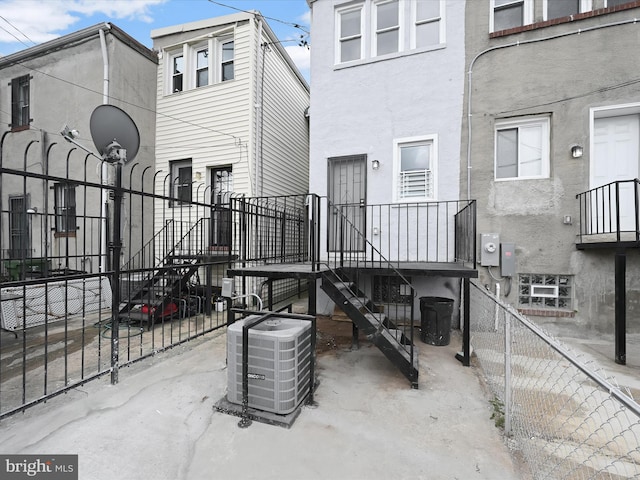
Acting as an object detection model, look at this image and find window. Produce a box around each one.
[11,75,30,130]
[394,136,437,201]
[519,274,573,309]
[373,275,412,304]
[374,0,400,56]
[220,39,234,82]
[413,0,443,49]
[54,184,77,234]
[337,5,363,63]
[9,196,29,258]
[491,0,534,31]
[172,53,184,93]
[495,116,550,180]
[170,160,192,206]
[544,0,592,20]
[195,47,209,87]
[336,0,444,64]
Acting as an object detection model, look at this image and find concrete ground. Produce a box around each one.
[0,319,523,480]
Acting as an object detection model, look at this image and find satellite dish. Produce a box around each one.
[89,105,140,163]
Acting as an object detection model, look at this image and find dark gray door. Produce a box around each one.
[328,155,366,252]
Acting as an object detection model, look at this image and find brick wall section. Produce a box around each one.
[490,1,640,38]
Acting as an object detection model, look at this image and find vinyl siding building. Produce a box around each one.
[151,12,310,216]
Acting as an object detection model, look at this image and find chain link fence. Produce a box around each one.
[469,281,640,479]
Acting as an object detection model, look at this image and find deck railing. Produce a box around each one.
[576,179,640,245]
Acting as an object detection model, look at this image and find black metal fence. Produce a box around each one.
[576,179,640,245]
[0,139,234,418]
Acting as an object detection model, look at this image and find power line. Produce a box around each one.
[0,14,36,45]
[206,0,310,35]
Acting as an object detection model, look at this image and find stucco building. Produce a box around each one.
[463,0,640,348]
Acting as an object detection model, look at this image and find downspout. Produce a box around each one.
[466,17,639,201]
[99,24,110,272]
[254,17,263,196]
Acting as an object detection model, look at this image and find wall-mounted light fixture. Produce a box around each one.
[195,171,202,181]
[371,159,380,170]
[570,145,583,158]
[563,215,572,225]
[26,207,38,214]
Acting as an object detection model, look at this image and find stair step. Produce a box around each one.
[119,311,151,322]
[364,313,385,326]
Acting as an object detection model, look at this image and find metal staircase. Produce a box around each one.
[320,268,419,388]
[119,220,206,330]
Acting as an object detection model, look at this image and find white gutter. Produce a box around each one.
[99,24,111,272]
[466,17,639,201]
[254,17,263,196]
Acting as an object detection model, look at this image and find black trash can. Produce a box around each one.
[420,297,454,346]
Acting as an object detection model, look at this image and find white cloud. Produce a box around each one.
[0,0,167,47]
[285,44,310,79]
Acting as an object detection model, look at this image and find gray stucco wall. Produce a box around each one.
[462,1,640,332]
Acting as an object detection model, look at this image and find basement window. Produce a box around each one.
[373,275,412,304]
[519,274,572,309]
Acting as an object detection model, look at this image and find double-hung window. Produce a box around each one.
[544,0,592,20]
[395,136,437,201]
[495,116,550,180]
[413,0,443,49]
[491,0,533,31]
[374,0,400,56]
[337,5,363,63]
[170,160,192,206]
[11,75,30,130]
[195,46,209,87]
[220,38,234,82]
[171,53,184,93]
[54,183,77,235]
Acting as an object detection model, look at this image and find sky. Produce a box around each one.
[0,0,311,80]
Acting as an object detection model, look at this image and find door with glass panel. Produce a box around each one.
[210,167,232,249]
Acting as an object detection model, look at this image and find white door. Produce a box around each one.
[592,115,639,233]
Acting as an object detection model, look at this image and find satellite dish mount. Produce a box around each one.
[89,104,140,384]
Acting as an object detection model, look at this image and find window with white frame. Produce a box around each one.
[170,52,184,93]
[220,38,234,82]
[413,0,443,49]
[195,46,209,87]
[335,0,444,65]
[519,274,573,309]
[337,5,364,63]
[544,0,592,20]
[374,0,400,56]
[170,160,192,206]
[165,34,234,95]
[491,0,533,32]
[395,136,436,201]
[495,116,550,180]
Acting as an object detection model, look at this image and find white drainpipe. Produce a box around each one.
[99,25,110,272]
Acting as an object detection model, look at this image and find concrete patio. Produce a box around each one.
[0,321,523,480]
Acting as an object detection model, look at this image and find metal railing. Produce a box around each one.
[0,140,231,419]
[470,281,640,479]
[576,179,640,245]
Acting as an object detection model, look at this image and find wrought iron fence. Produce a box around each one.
[470,281,640,479]
[576,179,640,245]
[0,139,233,418]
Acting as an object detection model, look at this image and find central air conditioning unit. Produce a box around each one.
[227,316,312,415]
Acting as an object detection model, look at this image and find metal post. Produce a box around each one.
[110,162,123,384]
[504,309,512,435]
[615,249,626,365]
[463,277,470,366]
[238,321,252,428]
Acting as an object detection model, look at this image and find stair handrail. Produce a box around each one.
[122,219,175,275]
[322,199,417,358]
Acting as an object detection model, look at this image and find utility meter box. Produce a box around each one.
[480,233,500,266]
[501,243,516,277]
